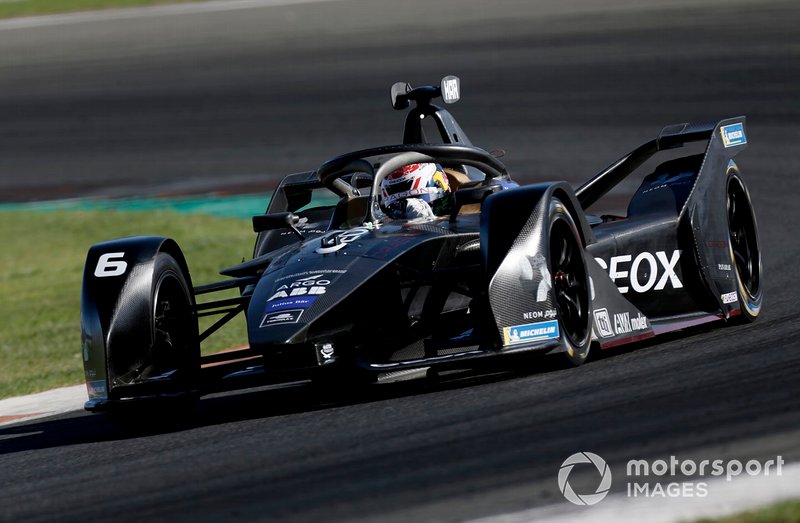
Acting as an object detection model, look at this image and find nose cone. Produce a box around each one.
[246,254,385,347]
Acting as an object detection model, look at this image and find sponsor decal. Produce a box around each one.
[503,320,560,346]
[720,122,747,148]
[612,311,649,335]
[721,291,738,304]
[595,250,682,294]
[314,342,337,365]
[319,344,335,359]
[268,273,334,301]
[594,309,648,338]
[260,309,304,327]
[593,309,615,338]
[523,309,557,321]
[275,269,347,282]
[336,228,372,243]
[280,228,326,236]
[640,171,696,195]
[316,342,336,363]
[707,240,728,249]
[717,263,732,271]
[265,296,317,313]
[87,380,107,399]
[441,75,460,103]
[316,228,371,254]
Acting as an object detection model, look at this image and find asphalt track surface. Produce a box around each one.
[1,0,799,521]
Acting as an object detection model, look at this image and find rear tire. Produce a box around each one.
[548,198,592,366]
[726,170,762,322]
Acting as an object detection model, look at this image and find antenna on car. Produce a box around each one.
[390,76,470,145]
[391,75,460,110]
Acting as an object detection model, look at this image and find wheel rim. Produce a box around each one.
[550,218,590,345]
[152,271,193,375]
[727,178,760,296]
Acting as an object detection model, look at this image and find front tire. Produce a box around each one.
[548,198,592,365]
[149,252,200,385]
[110,252,200,430]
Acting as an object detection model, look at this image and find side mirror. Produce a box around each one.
[391,82,411,110]
[252,212,304,240]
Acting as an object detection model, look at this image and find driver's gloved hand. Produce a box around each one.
[404,198,436,220]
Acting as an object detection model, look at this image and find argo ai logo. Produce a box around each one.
[268,274,331,301]
[595,250,683,294]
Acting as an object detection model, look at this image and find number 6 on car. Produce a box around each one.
[94,252,127,277]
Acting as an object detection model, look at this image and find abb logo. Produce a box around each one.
[596,250,683,294]
[268,274,330,301]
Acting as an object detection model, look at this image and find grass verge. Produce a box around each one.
[695,499,800,523]
[0,209,253,399]
[0,0,197,19]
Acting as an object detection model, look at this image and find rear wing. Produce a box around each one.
[575,117,747,209]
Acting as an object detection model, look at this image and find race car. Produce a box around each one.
[80,76,762,415]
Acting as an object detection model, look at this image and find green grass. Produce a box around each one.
[0,209,254,399]
[694,499,800,523]
[0,0,199,19]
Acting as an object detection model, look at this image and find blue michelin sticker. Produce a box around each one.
[265,296,318,313]
[503,320,560,346]
[720,122,746,148]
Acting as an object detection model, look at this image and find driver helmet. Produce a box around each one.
[380,162,452,219]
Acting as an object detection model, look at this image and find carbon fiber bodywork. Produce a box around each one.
[79,79,761,412]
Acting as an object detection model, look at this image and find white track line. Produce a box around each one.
[0,0,343,31]
[471,463,800,523]
[0,384,86,427]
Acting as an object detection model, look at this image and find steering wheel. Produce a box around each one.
[316,143,508,223]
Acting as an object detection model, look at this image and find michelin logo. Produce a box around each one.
[720,123,746,148]
[503,320,560,346]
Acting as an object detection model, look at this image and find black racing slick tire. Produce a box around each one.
[548,198,593,366]
[111,252,200,430]
[726,169,763,322]
[149,252,200,384]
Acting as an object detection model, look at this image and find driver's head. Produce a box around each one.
[380,162,452,219]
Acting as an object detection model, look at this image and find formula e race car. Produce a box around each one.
[80,76,762,414]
